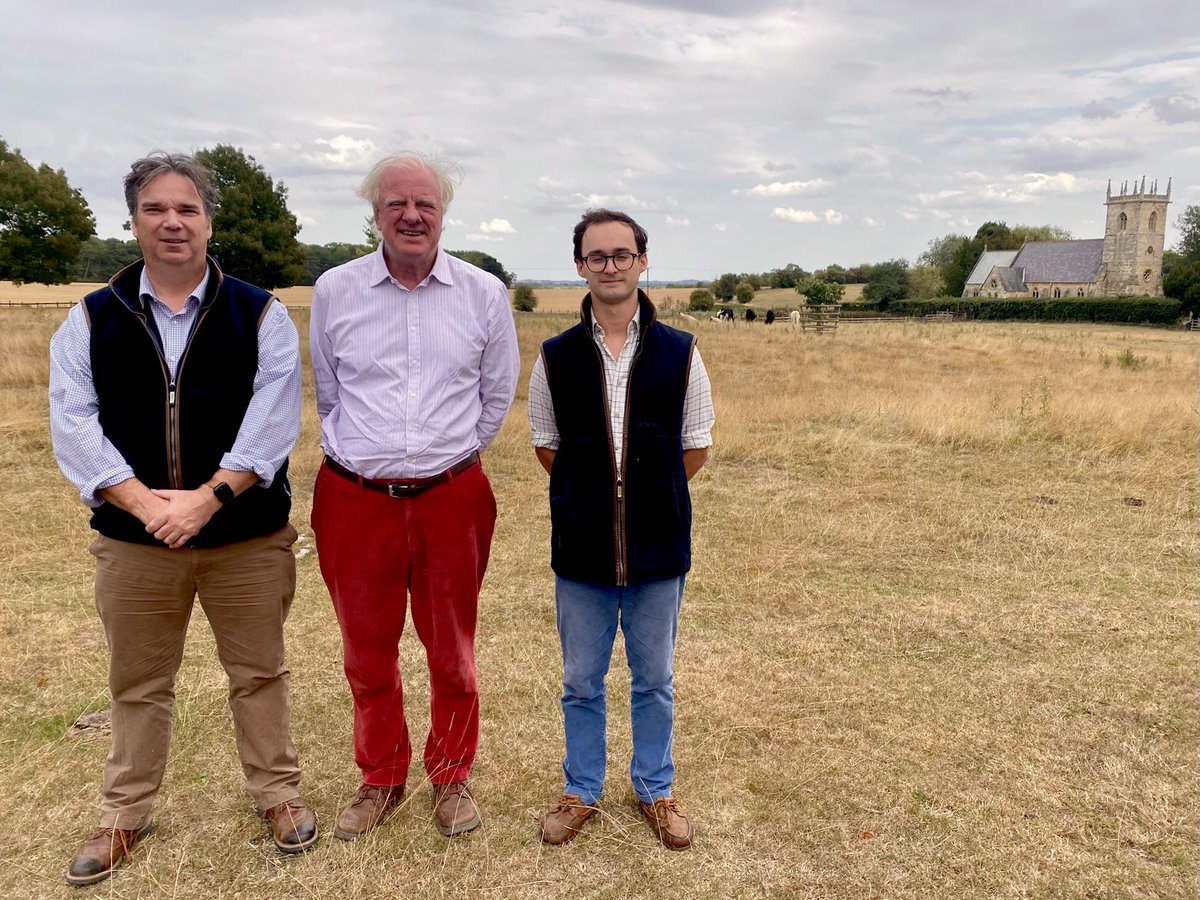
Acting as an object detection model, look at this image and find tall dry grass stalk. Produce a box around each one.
[0,307,1195,899]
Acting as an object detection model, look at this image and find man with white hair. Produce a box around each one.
[310,153,519,840]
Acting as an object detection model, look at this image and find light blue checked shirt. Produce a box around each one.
[49,264,302,507]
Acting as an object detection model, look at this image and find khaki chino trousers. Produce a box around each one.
[89,525,302,829]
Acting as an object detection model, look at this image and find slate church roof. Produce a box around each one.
[1010,239,1104,283]
[965,250,1018,286]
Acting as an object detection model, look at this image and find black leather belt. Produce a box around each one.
[323,452,480,498]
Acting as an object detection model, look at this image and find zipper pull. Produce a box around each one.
[616,477,623,501]
[169,381,176,406]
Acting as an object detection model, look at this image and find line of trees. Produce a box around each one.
[6,132,1200,313]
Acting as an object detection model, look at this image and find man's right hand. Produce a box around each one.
[97,478,172,540]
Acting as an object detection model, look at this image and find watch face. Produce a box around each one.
[213,482,235,504]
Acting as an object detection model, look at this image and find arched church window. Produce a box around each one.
[1147,246,1154,256]
[1032,288,1039,298]
[1150,212,1157,231]
[1143,270,1152,282]
[990,279,997,288]
[1053,287,1061,298]
[1118,212,1127,231]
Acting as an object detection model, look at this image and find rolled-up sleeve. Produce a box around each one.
[218,300,302,486]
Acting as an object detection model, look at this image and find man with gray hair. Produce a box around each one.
[49,152,315,886]
[310,153,519,840]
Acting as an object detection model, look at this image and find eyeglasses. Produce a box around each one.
[580,251,641,273]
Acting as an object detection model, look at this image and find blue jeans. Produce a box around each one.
[555,575,685,805]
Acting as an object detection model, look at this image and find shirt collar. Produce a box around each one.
[138,264,209,312]
[368,245,453,289]
[591,305,640,341]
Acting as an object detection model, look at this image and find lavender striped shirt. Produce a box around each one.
[311,247,520,479]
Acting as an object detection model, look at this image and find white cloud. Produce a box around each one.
[311,135,378,169]
[479,218,516,234]
[773,208,818,223]
[740,178,831,197]
[665,215,691,226]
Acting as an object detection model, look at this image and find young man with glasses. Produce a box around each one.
[527,209,714,849]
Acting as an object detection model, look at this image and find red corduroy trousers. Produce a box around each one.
[311,460,496,786]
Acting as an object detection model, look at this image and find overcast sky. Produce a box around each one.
[2,1,1197,281]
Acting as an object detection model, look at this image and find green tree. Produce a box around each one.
[917,233,969,269]
[908,265,944,299]
[711,272,737,301]
[302,241,370,285]
[448,250,514,287]
[862,259,911,309]
[1175,204,1200,262]
[512,282,538,312]
[734,280,755,304]
[362,215,380,252]
[194,145,306,289]
[1163,251,1200,316]
[1011,224,1072,244]
[688,287,714,311]
[797,277,844,305]
[0,138,95,285]
[71,237,142,281]
[766,264,807,289]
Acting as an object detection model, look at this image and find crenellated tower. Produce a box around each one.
[1100,176,1171,296]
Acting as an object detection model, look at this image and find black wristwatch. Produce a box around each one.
[209,481,235,505]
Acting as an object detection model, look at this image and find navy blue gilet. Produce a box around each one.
[541,292,695,585]
[84,259,291,547]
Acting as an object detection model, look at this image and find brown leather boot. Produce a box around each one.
[639,797,693,850]
[261,796,319,853]
[540,793,599,845]
[65,823,153,886]
[333,784,405,841]
[431,781,481,837]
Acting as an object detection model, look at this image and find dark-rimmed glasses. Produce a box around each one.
[580,251,641,273]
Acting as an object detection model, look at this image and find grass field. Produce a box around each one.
[0,300,1196,898]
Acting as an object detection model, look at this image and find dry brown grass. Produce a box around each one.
[0,305,1195,899]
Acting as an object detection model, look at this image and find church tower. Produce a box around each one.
[1100,176,1171,296]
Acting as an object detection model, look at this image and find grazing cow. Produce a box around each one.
[764,309,775,325]
[744,308,757,322]
[715,307,734,321]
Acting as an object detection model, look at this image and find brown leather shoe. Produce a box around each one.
[540,793,599,845]
[334,783,405,841]
[639,797,693,850]
[65,822,153,886]
[431,781,481,837]
[261,796,319,853]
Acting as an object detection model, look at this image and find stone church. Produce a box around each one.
[963,177,1171,299]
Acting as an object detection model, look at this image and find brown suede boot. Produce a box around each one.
[639,797,693,850]
[333,784,405,841]
[540,793,599,845]
[431,781,481,837]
